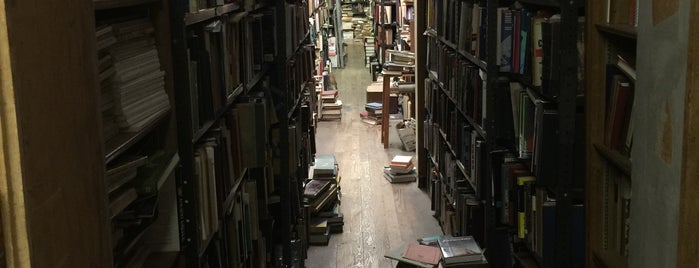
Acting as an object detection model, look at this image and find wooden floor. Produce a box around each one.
[305,43,443,268]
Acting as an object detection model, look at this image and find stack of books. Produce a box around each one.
[110,18,170,133]
[305,154,344,245]
[96,25,119,143]
[320,90,342,120]
[361,102,383,125]
[384,155,417,183]
[364,37,376,68]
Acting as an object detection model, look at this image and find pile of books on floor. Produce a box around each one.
[384,235,488,267]
[305,154,344,246]
[384,155,416,183]
[320,90,342,120]
[360,102,383,125]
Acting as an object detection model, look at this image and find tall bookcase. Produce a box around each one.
[94,0,182,266]
[170,0,315,266]
[585,0,637,267]
[373,0,398,68]
[420,0,586,266]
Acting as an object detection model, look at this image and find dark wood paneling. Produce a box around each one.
[3,0,111,266]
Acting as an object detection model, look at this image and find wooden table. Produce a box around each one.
[381,71,415,148]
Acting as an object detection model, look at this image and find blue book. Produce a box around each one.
[500,10,514,72]
[519,9,532,74]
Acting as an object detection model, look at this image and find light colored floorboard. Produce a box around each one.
[305,43,442,268]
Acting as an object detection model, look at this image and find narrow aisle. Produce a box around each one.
[306,43,442,268]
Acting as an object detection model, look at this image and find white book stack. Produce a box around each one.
[110,19,170,133]
[96,25,120,142]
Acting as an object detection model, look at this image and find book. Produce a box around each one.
[403,244,441,265]
[383,168,417,183]
[309,218,329,234]
[384,243,434,268]
[437,236,484,265]
[314,154,338,176]
[304,180,332,199]
[390,155,413,166]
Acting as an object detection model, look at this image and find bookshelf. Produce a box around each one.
[585,0,637,266]
[170,0,315,266]
[420,0,585,266]
[93,0,182,266]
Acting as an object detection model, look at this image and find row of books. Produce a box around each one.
[285,3,311,57]
[492,151,585,268]
[604,60,635,155]
[304,154,344,245]
[428,0,484,59]
[286,48,315,110]
[186,11,274,136]
[426,39,486,127]
[508,80,585,189]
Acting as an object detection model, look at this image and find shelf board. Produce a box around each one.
[428,71,487,139]
[437,129,476,191]
[157,153,180,191]
[105,109,170,164]
[288,84,308,119]
[593,143,632,176]
[287,31,312,63]
[93,0,157,10]
[225,168,248,215]
[246,64,272,91]
[434,36,487,70]
[226,84,245,106]
[197,233,215,257]
[596,23,637,39]
[216,2,240,15]
[185,8,217,26]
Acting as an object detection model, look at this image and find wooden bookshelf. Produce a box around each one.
[172,0,316,266]
[586,0,637,266]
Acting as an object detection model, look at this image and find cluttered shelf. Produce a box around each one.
[191,84,246,144]
[428,71,487,139]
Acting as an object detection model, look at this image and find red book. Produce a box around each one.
[403,244,441,265]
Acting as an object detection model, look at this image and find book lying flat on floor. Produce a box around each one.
[438,236,484,265]
[384,243,435,268]
[403,244,441,265]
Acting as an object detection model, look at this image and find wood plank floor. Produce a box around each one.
[305,43,443,268]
